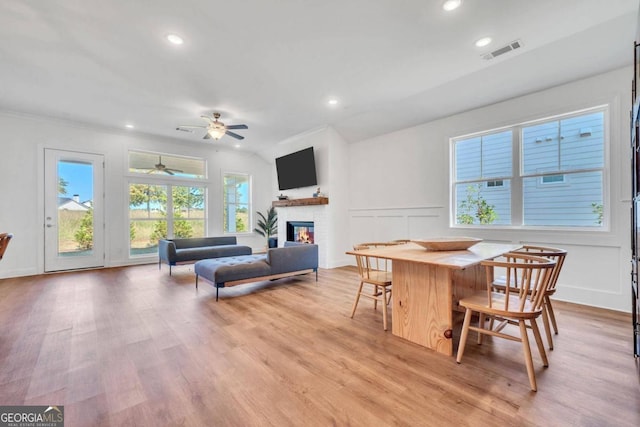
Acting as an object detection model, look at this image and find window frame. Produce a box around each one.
[125,150,209,258]
[450,105,609,231]
[222,171,253,235]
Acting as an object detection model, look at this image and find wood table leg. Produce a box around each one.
[391,260,453,356]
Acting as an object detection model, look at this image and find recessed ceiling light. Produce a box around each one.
[475,37,492,48]
[234,144,241,149]
[166,34,184,45]
[125,124,134,129]
[328,99,338,106]
[442,0,462,11]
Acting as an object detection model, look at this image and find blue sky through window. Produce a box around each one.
[58,161,93,202]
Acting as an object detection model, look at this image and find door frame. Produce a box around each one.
[43,148,105,272]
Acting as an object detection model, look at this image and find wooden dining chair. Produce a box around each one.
[456,252,556,391]
[350,244,394,330]
[493,245,567,349]
[0,233,13,261]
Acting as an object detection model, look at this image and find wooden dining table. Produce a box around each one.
[346,241,521,356]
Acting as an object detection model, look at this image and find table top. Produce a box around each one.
[346,242,521,270]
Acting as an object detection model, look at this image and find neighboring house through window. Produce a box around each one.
[452,106,606,228]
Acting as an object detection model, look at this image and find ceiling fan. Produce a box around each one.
[176,112,248,140]
[143,156,183,175]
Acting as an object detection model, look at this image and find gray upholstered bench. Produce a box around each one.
[194,243,319,300]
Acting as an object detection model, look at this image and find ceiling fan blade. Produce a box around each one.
[203,132,212,140]
[225,130,244,140]
[167,168,183,173]
[226,124,248,130]
[165,170,175,175]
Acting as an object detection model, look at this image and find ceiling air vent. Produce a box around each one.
[482,40,522,60]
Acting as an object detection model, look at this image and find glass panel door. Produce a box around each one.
[44,149,104,271]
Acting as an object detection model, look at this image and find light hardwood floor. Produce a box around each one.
[0,264,638,426]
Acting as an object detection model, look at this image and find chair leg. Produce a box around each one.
[519,320,537,392]
[541,303,554,350]
[530,318,548,367]
[373,285,379,310]
[477,313,485,345]
[456,308,473,364]
[381,289,388,331]
[350,281,365,318]
[545,296,559,335]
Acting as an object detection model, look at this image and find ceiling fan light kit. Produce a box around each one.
[207,126,226,140]
[177,112,248,141]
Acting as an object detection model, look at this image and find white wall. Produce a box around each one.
[1,66,633,311]
[266,126,351,267]
[0,112,272,278]
[347,66,632,312]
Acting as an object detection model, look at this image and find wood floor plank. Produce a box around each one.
[0,264,639,426]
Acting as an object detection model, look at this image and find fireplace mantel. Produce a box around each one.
[272,197,328,208]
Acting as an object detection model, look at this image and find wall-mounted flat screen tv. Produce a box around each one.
[276,147,318,190]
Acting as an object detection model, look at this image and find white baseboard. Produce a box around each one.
[0,267,39,279]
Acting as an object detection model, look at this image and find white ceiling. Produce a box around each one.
[0,0,637,154]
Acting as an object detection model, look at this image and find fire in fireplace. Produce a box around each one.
[287,221,314,244]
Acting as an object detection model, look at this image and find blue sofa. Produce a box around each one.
[158,236,252,275]
[194,242,319,300]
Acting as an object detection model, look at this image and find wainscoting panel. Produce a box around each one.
[349,206,445,248]
[349,215,378,247]
[407,214,443,239]
[375,215,406,242]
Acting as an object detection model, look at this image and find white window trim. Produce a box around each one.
[450,105,609,231]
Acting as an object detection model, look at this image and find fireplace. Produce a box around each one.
[287,221,314,244]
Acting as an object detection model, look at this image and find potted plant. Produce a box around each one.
[254,206,278,248]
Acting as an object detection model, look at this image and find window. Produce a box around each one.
[129,184,167,256]
[127,151,208,256]
[454,130,512,225]
[541,174,565,184]
[452,107,606,228]
[128,184,207,256]
[223,173,251,233]
[128,150,206,179]
[172,186,206,237]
